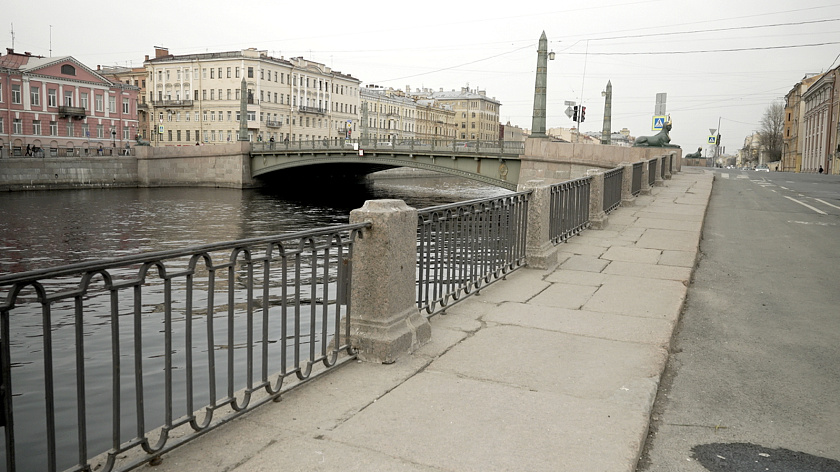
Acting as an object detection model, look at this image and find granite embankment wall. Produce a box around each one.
[520,139,682,184]
[0,143,253,191]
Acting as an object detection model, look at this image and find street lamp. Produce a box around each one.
[111,128,116,151]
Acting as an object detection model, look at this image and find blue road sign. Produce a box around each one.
[652,115,666,131]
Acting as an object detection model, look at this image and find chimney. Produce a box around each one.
[154,46,169,58]
[145,55,150,61]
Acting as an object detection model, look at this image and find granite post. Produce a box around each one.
[348,200,431,363]
[520,180,558,270]
[586,170,608,229]
[620,162,635,207]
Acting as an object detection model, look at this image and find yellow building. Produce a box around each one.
[782,73,822,172]
[98,65,150,142]
[144,47,360,146]
[359,86,416,142]
[412,85,501,142]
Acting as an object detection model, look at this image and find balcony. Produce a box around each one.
[299,106,326,115]
[265,120,282,128]
[150,99,194,107]
[58,106,86,119]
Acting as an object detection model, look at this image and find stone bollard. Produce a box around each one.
[663,154,673,180]
[519,180,558,271]
[586,169,608,229]
[620,162,635,207]
[348,199,431,363]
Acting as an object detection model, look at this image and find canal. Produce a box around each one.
[0,173,511,471]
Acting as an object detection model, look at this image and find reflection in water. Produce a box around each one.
[0,175,511,470]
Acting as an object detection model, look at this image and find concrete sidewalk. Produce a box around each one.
[153,169,714,472]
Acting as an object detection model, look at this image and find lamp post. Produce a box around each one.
[111,128,116,155]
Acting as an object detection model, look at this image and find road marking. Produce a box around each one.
[721,173,730,179]
[813,198,840,210]
[788,220,837,226]
[784,196,827,214]
[736,175,748,179]
[779,186,789,190]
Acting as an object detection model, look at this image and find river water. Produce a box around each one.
[0,174,510,471]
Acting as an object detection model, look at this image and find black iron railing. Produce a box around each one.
[416,192,530,317]
[632,162,643,196]
[649,160,657,187]
[550,176,591,244]
[0,224,367,472]
[603,167,623,214]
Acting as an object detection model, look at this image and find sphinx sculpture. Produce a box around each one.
[684,147,702,158]
[634,120,680,148]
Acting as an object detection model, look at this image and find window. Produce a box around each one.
[33,120,42,135]
[248,67,254,78]
[227,67,231,78]
[12,119,22,134]
[11,84,22,104]
[210,68,215,79]
[210,90,214,100]
[227,89,231,100]
[97,124,103,138]
[30,86,40,106]
[65,91,73,106]
[95,94,103,112]
[235,67,240,78]
[66,122,74,137]
[50,121,58,136]
[81,123,88,137]
[61,64,76,75]
[109,96,116,113]
[0,82,3,102]
[218,68,222,79]
[203,90,207,100]
[123,98,129,114]
[81,92,88,109]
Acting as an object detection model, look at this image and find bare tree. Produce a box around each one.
[758,101,784,161]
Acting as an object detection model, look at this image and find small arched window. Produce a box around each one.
[61,64,76,76]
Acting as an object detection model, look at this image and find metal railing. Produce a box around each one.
[252,138,525,156]
[0,224,367,472]
[631,162,643,196]
[603,167,623,214]
[416,192,530,317]
[649,159,657,187]
[550,176,591,244]
[660,157,666,179]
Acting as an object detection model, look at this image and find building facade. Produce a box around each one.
[144,47,360,146]
[98,64,150,142]
[412,86,501,142]
[360,86,417,142]
[1,48,140,157]
[414,98,456,142]
[801,67,839,174]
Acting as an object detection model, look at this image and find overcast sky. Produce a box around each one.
[6,0,840,154]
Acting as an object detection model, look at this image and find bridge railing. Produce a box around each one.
[632,162,643,196]
[549,176,591,244]
[603,167,624,214]
[0,224,368,472]
[252,138,525,156]
[416,192,530,317]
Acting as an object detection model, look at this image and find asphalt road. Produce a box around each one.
[637,169,840,472]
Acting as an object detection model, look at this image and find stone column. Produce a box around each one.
[663,154,673,180]
[349,199,431,363]
[586,170,608,229]
[620,162,635,207]
[520,180,558,270]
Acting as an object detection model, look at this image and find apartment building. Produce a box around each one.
[144,47,360,146]
[359,86,417,142]
[412,86,501,142]
[801,67,839,174]
[414,98,456,141]
[0,48,140,157]
[98,65,150,141]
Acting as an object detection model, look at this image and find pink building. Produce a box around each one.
[0,48,140,157]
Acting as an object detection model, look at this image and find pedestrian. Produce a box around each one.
[25,144,32,156]
[124,142,131,156]
[818,165,824,174]
[269,135,275,150]
[98,144,103,156]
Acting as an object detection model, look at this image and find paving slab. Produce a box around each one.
[603,260,692,282]
[601,246,662,264]
[559,254,611,273]
[583,274,687,320]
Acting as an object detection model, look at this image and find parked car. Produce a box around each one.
[755,164,770,172]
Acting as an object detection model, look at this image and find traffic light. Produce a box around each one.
[581,106,586,122]
[572,106,578,121]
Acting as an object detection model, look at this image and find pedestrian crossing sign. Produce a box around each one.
[708,135,717,144]
[652,115,667,131]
